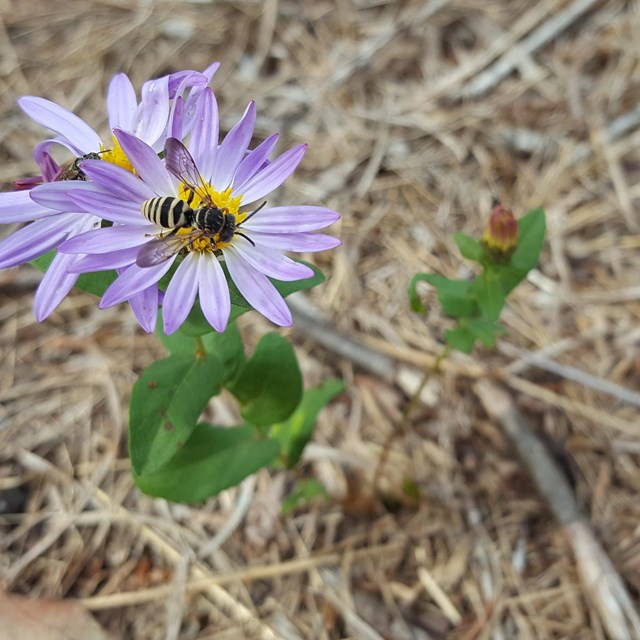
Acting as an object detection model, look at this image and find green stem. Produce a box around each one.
[373,346,450,491]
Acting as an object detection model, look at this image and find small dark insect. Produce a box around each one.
[54,151,104,182]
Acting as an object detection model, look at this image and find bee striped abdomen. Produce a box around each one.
[141,197,193,229]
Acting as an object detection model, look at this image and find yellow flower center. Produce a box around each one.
[176,182,244,252]
[100,136,135,174]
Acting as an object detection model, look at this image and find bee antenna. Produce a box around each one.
[239,201,267,226]
[234,231,256,246]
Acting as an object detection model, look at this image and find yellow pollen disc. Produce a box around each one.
[177,183,244,251]
[100,136,135,174]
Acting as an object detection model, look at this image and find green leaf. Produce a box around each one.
[228,333,303,426]
[134,424,280,503]
[472,274,506,321]
[511,207,546,272]
[445,324,477,353]
[454,232,484,263]
[409,273,477,317]
[129,353,223,475]
[408,273,432,312]
[157,315,246,384]
[468,318,503,348]
[31,251,117,297]
[201,322,246,383]
[281,478,329,514]
[272,379,345,468]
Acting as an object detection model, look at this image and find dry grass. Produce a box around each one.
[1,0,640,638]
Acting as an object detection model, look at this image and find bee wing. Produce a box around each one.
[164,138,205,192]
[136,233,195,268]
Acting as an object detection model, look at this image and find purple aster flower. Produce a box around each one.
[0,63,219,325]
[41,88,340,334]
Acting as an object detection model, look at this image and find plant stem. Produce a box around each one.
[373,346,450,491]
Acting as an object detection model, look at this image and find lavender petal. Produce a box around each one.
[212,101,256,190]
[101,259,174,308]
[18,97,102,154]
[0,189,56,223]
[197,253,230,332]
[227,242,313,281]
[224,249,292,326]
[162,253,200,334]
[248,231,341,252]
[189,88,218,180]
[34,251,81,321]
[107,73,137,131]
[236,144,307,204]
[242,205,340,233]
[233,133,279,189]
[113,129,174,196]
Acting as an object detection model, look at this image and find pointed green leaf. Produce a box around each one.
[454,232,484,263]
[130,353,224,475]
[472,274,506,321]
[281,478,330,514]
[134,424,280,503]
[227,333,303,426]
[272,379,345,468]
[511,207,546,271]
[445,325,477,353]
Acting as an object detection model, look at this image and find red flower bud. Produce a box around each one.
[483,205,518,256]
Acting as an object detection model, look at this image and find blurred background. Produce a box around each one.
[1,0,639,638]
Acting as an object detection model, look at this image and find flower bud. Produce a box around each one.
[483,205,518,257]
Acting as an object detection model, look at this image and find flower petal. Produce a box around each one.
[67,246,140,273]
[0,189,57,223]
[33,251,81,321]
[189,88,218,180]
[249,231,341,252]
[224,249,292,326]
[128,283,158,333]
[114,129,174,195]
[101,260,174,307]
[79,159,155,202]
[134,74,170,147]
[228,242,313,281]
[59,225,152,254]
[167,69,207,99]
[162,253,200,334]
[0,215,72,268]
[169,95,185,139]
[236,144,307,204]
[29,181,96,212]
[233,133,279,189]
[212,101,256,190]
[68,189,148,225]
[18,97,102,154]
[242,205,340,233]
[107,73,137,131]
[198,253,230,332]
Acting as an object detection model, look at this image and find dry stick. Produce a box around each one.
[498,343,640,409]
[288,299,640,635]
[473,380,640,640]
[91,488,282,640]
[79,541,405,611]
[458,0,601,99]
